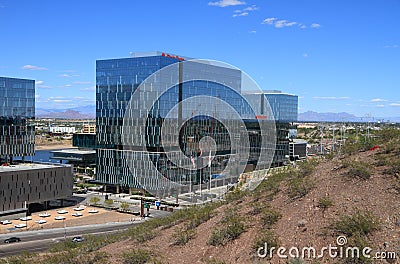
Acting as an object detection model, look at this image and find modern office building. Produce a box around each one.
[0,77,74,219]
[96,52,276,195]
[0,77,35,162]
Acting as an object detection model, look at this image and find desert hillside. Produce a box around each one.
[3,129,400,264]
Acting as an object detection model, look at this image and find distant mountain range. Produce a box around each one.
[36,105,95,119]
[35,106,399,122]
[298,111,400,123]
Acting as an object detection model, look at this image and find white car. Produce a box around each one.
[14,224,27,228]
[38,213,51,217]
[35,219,47,224]
[73,207,84,211]
[71,213,83,217]
[88,209,99,214]
[57,210,68,214]
[19,216,32,221]
[1,220,12,225]
[54,216,66,220]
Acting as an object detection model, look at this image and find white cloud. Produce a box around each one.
[64,84,72,87]
[263,18,321,29]
[376,104,385,108]
[370,98,388,102]
[384,44,399,48]
[232,4,257,17]
[310,23,321,28]
[53,99,72,103]
[313,96,350,100]
[302,53,309,58]
[35,80,44,85]
[262,18,276,25]
[59,74,80,78]
[275,20,298,28]
[233,12,248,17]
[80,86,96,92]
[389,103,400,106]
[243,5,258,11]
[208,0,246,7]
[22,64,48,71]
[249,30,257,34]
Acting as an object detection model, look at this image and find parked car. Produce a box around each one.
[4,237,21,243]
[72,236,84,242]
[1,220,12,225]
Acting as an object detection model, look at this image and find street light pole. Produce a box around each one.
[63,219,66,239]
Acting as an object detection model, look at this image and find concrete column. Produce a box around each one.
[116,184,120,194]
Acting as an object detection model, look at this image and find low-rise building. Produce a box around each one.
[49,126,76,134]
[0,162,73,220]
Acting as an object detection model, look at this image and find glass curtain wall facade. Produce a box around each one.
[96,54,266,192]
[0,77,35,162]
[96,54,187,190]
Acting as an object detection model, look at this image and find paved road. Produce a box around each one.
[0,209,169,257]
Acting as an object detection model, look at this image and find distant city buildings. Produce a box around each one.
[49,126,76,134]
[83,124,96,134]
[0,77,73,220]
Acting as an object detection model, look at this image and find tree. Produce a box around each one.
[120,202,130,211]
[90,196,100,206]
[104,199,114,207]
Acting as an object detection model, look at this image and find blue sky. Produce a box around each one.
[0,0,399,118]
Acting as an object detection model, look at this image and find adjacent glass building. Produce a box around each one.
[0,77,35,162]
[244,90,298,166]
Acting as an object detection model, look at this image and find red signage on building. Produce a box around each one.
[256,115,268,120]
[162,53,184,61]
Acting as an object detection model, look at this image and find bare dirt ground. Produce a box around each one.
[35,136,73,150]
[0,205,138,234]
[95,149,400,264]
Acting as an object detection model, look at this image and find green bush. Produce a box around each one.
[287,258,307,264]
[103,198,114,207]
[287,175,315,200]
[330,210,380,237]
[260,207,281,228]
[89,196,100,205]
[208,209,245,246]
[384,160,400,176]
[254,167,294,198]
[120,202,130,211]
[345,161,372,180]
[340,234,372,264]
[171,227,196,246]
[318,195,334,210]
[252,230,279,255]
